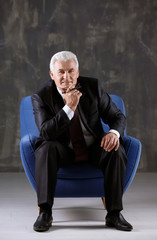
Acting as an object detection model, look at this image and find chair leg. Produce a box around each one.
[101,197,106,209]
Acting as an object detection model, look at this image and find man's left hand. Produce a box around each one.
[101,132,119,152]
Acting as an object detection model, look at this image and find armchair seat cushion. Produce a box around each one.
[57,162,104,179]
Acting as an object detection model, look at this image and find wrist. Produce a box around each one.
[67,103,77,112]
[109,129,120,138]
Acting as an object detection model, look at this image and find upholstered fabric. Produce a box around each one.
[20,95,141,197]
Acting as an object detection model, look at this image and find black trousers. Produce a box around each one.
[35,138,127,212]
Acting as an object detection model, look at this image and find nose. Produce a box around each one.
[64,71,69,79]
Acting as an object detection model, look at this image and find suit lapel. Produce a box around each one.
[51,81,65,113]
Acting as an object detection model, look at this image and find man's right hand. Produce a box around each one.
[63,85,82,112]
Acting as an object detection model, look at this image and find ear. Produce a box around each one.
[77,69,79,78]
[49,70,53,79]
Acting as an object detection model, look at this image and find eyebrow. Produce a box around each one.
[58,68,74,72]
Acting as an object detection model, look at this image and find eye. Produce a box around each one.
[58,70,64,74]
[69,69,74,73]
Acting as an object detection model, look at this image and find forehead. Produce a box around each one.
[54,59,77,70]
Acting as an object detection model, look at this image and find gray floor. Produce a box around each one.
[0,172,157,240]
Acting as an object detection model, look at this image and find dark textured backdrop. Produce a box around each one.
[0,0,157,171]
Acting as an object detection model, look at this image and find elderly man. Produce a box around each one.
[31,51,132,232]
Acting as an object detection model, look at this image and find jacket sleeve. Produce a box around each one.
[97,81,126,139]
[31,93,71,140]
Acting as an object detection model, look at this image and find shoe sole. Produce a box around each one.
[33,221,52,232]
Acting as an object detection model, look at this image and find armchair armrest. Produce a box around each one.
[123,135,142,193]
[20,135,36,191]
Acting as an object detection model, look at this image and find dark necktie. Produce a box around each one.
[69,109,88,162]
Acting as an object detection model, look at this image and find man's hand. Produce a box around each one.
[101,132,119,152]
[63,85,82,112]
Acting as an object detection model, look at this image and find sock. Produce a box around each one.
[108,210,120,216]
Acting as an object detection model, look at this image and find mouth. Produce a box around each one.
[61,79,73,83]
[61,80,73,87]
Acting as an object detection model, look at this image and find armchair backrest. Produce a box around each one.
[20,96,39,146]
[101,94,126,135]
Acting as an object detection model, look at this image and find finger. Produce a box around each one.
[105,139,114,152]
[107,138,119,152]
[71,90,82,98]
[77,91,82,97]
[67,92,72,96]
[65,87,71,93]
[66,89,77,96]
[114,139,119,151]
[103,139,111,151]
[107,142,115,152]
[109,136,120,151]
[68,89,78,95]
[66,84,76,93]
[101,136,108,148]
[105,134,114,148]
[73,89,79,94]
[73,89,81,94]
[101,137,105,147]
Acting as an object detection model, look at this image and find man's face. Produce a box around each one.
[50,59,79,92]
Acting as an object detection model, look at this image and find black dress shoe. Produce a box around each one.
[106,212,133,231]
[33,212,53,232]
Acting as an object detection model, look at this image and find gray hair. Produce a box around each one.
[49,51,79,73]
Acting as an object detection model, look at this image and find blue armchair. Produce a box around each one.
[20,95,141,202]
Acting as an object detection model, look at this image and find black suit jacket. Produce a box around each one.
[31,76,126,148]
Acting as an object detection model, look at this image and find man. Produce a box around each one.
[31,51,132,232]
